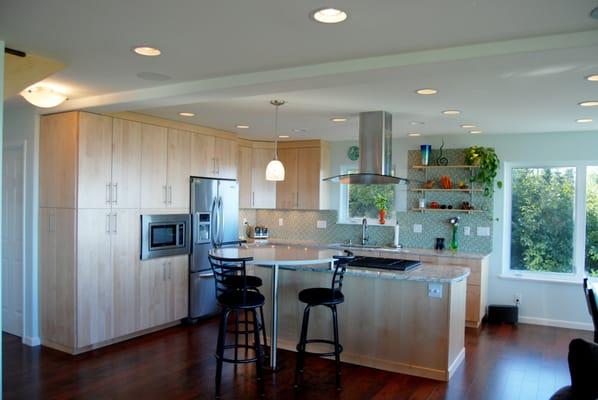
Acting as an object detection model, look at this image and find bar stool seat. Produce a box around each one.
[223,275,263,290]
[298,288,344,306]
[217,290,265,309]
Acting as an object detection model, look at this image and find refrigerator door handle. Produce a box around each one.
[210,198,218,247]
[218,197,224,245]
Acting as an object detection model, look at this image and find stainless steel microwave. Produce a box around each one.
[140,214,191,260]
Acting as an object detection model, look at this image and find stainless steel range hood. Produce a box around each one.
[324,111,409,185]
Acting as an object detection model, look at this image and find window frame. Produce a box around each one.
[502,161,591,283]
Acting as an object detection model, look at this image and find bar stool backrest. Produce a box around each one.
[331,252,355,292]
[583,278,598,342]
[208,254,254,298]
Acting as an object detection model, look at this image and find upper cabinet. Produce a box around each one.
[276,141,330,210]
[140,124,168,209]
[166,129,191,209]
[238,145,253,209]
[112,119,142,209]
[213,137,238,179]
[237,143,276,209]
[190,134,238,179]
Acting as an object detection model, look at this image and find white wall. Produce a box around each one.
[328,130,598,329]
[2,100,40,345]
[1,38,6,394]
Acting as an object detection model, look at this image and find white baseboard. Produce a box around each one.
[519,316,594,331]
[22,336,41,347]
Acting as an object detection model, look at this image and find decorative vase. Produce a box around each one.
[378,209,386,224]
[450,225,459,253]
[420,144,432,166]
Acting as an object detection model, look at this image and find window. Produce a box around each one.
[339,168,396,224]
[504,163,598,281]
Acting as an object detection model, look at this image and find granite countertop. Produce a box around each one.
[244,238,489,260]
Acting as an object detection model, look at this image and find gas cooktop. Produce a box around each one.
[348,257,421,272]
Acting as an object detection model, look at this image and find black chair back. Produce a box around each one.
[583,278,598,343]
[208,254,254,298]
[331,251,355,292]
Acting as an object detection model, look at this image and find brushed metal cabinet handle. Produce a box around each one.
[112,213,117,233]
[105,214,111,234]
[106,183,111,204]
[113,183,118,205]
[168,185,173,205]
[252,191,255,207]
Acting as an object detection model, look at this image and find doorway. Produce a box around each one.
[2,142,25,337]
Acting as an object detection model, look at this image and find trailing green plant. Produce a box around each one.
[374,193,389,211]
[465,146,503,196]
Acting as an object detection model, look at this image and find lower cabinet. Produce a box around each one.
[40,207,189,354]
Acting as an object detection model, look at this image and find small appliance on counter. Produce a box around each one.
[248,225,269,239]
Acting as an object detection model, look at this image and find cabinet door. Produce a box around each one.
[276,148,298,209]
[39,208,76,349]
[297,147,321,210]
[77,209,114,347]
[138,259,168,330]
[190,133,215,178]
[214,138,238,179]
[112,209,141,337]
[140,124,168,209]
[238,146,253,208]
[167,255,189,322]
[252,147,276,209]
[78,113,113,209]
[112,119,141,209]
[167,129,191,209]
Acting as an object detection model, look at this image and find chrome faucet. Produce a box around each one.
[361,218,369,246]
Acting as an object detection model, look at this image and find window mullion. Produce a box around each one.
[576,164,588,279]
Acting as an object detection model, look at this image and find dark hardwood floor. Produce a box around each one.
[3,318,593,400]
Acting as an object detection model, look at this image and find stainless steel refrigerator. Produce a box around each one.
[189,177,239,320]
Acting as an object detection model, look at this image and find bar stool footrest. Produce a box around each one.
[296,339,343,357]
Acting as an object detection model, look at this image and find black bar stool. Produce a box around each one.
[209,254,265,398]
[294,252,355,391]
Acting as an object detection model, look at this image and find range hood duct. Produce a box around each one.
[324,111,410,185]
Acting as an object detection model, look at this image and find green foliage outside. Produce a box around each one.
[349,184,395,219]
[511,167,575,273]
[585,168,598,276]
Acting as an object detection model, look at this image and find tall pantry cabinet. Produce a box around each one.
[39,112,188,353]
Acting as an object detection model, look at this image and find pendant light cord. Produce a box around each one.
[274,104,279,160]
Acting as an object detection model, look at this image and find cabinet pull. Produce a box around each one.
[168,185,173,205]
[112,213,117,234]
[48,212,55,233]
[296,192,299,208]
[106,183,111,204]
[252,192,255,207]
[168,262,172,280]
[105,214,111,234]
[113,183,118,205]
[163,264,166,281]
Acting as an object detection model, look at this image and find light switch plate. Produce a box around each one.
[428,283,443,298]
[278,218,284,226]
[464,226,471,236]
[317,220,327,229]
[477,226,490,236]
[413,224,422,233]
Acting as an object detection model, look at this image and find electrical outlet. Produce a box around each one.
[317,220,327,229]
[514,294,522,305]
[428,283,443,298]
[242,218,248,225]
[464,226,471,236]
[477,226,490,237]
[413,224,422,233]
[278,218,284,226]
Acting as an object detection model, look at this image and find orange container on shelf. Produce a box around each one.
[439,175,453,189]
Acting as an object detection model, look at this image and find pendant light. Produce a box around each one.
[20,85,67,108]
[265,100,286,181]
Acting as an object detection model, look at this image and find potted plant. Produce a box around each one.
[465,146,503,196]
[374,193,389,224]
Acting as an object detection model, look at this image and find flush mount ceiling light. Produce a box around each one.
[132,46,161,56]
[460,123,476,129]
[442,110,461,115]
[330,117,348,122]
[415,88,438,95]
[293,129,306,133]
[586,74,598,82]
[410,121,424,125]
[236,124,249,129]
[408,133,421,137]
[469,130,483,134]
[178,112,195,117]
[311,8,348,24]
[278,135,290,138]
[20,85,67,108]
[266,100,286,181]
[577,118,593,123]
[579,101,598,107]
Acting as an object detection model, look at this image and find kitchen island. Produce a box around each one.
[246,244,469,381]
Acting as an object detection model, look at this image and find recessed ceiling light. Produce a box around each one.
[178,112,195,117]
[469,130,483,134]
[586,74,598,82]
[410,121,424,125]
[579,101,598,107]
[330,117,348,122]
[408,133,421,137]
[576,118,593,123]
[292,129,306,133]
[132,46,161,56]
[278,135,290,139]
[460,123,476,129]
[311,8,348,24]
[442,110,461,115]
[236,124,249,129]
[415,88,438,95]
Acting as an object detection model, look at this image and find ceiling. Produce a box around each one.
[1,0,598,139]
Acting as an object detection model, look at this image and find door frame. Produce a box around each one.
[2,140,27,339]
